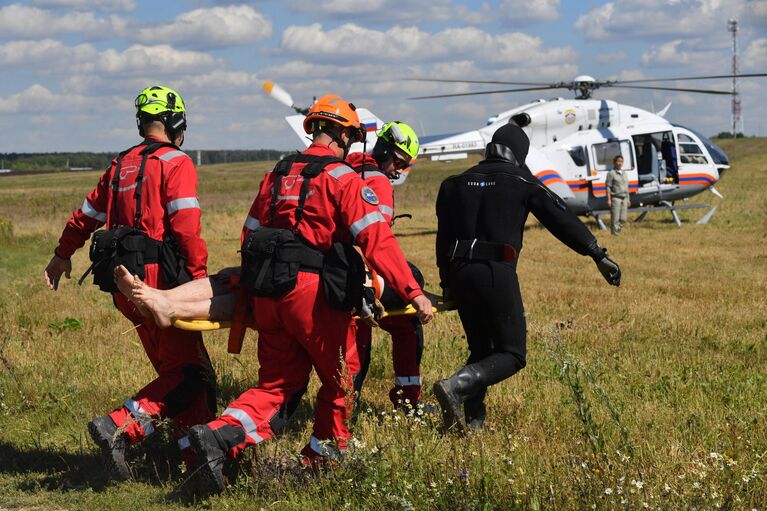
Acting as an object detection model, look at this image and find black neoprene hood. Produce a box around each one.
[491,123,530,164]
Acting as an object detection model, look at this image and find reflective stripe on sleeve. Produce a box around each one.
[378,204,393,217]
[123,398,155,436]
[244,215,260,231]
[364,170,387,179]
[166,197,200,215]
[328,165,355,180]
[349,211,385,238]
[395,375,422,387]
[221,407,263,444]
[81,199,106,223]
[158,150,188,162]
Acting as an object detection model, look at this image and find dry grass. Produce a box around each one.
[0,138,765,509]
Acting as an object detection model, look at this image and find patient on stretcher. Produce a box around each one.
[114,265,240,328]
[114,263,394,329]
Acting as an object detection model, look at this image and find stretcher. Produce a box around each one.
[173,300,456,332]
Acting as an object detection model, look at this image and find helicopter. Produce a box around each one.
[409,73,766,228]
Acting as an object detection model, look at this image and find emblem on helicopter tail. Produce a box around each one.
[564,109,576,125]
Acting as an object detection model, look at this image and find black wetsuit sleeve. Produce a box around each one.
[526,180,602,258]
[435,179,453,288]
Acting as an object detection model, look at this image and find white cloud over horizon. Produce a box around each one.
[0,0,764,153]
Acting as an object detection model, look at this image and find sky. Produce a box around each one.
[0,0,765,153]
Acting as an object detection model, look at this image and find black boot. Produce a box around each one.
[187,424,233,494]
[432,365,484,432]
[464,388,487,431]
[87,415,130,481]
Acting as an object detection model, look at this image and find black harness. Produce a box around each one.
[79,140,186,292]
[241,153,366,310]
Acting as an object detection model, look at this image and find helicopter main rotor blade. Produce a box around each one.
[408,78,553,86]
[262,80,309,115]
[409,85,564,100]
[609,84,733,95]
[606,72,767,85]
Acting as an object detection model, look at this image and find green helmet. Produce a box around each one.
[135,85,186,116]
[377,121,419,162]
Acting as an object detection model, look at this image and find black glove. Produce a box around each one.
[595,254,621,287]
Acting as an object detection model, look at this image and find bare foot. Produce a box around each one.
[114,265,150,317]
[132,281,177,329]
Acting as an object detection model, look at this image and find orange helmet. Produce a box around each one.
[303,94,364,142]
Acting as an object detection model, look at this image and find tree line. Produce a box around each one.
[0,149,286,172]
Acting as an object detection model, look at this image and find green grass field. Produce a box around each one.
[0,138,765,510]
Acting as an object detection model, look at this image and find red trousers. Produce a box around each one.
[356,314,424,407]
[107,265,216,455]
[207,271,360,459]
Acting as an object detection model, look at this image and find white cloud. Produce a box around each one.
[641,39,722,69]
[94,45,220,75]
[595,51,627,64]
[135,5,272,49]
[0,39,98,68]
[499,0,559,25]
[0,39,221,77]
[0,4,127,39]
[0,84,89,113]
[30,0,136,12]
[743,38,767,69]
[280,24,576,66]
[287,0,490,24]
[574,0,750,41]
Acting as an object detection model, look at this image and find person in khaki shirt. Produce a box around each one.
[605,155,631,235]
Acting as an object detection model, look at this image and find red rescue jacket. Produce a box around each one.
[55,136,208,279]
[242,143,421,302]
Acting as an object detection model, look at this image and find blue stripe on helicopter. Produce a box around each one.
[679,175,715,185]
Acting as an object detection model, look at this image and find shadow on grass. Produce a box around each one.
[0,440,109,492]
[0,431,186,493]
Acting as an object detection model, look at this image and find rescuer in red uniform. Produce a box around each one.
[346,121,428,409]
[187,94,433,493]
[43,86,215,480]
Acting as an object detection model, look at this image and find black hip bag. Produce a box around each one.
[79,141,192,292]
[240,154,341,299]
[240,226,323,298]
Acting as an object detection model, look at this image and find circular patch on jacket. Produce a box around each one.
[361,186,379,205]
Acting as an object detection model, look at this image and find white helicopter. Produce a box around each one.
[410,73,766,228]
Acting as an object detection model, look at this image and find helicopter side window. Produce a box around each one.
[567,146,587,167]
[591,140,633,172]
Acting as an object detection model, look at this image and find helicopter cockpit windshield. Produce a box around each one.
[676,125,730,169]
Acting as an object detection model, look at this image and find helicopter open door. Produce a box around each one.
[631,131,678,186]
[587,139,637,200]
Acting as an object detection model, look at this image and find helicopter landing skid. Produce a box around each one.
[589,201,713,230]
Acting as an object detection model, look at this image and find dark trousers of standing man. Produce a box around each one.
[450,260,527,424]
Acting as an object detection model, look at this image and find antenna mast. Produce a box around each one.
[728,18,742,136]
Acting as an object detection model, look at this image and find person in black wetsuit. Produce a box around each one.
[433,121,621,431]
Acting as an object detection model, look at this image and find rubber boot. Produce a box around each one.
[432,365,484,432]
[88,415,130,481]
[188,424,243,494]
[464,388,487,431]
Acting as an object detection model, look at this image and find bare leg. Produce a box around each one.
[114,265,238,328]
[114,265,150,317]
